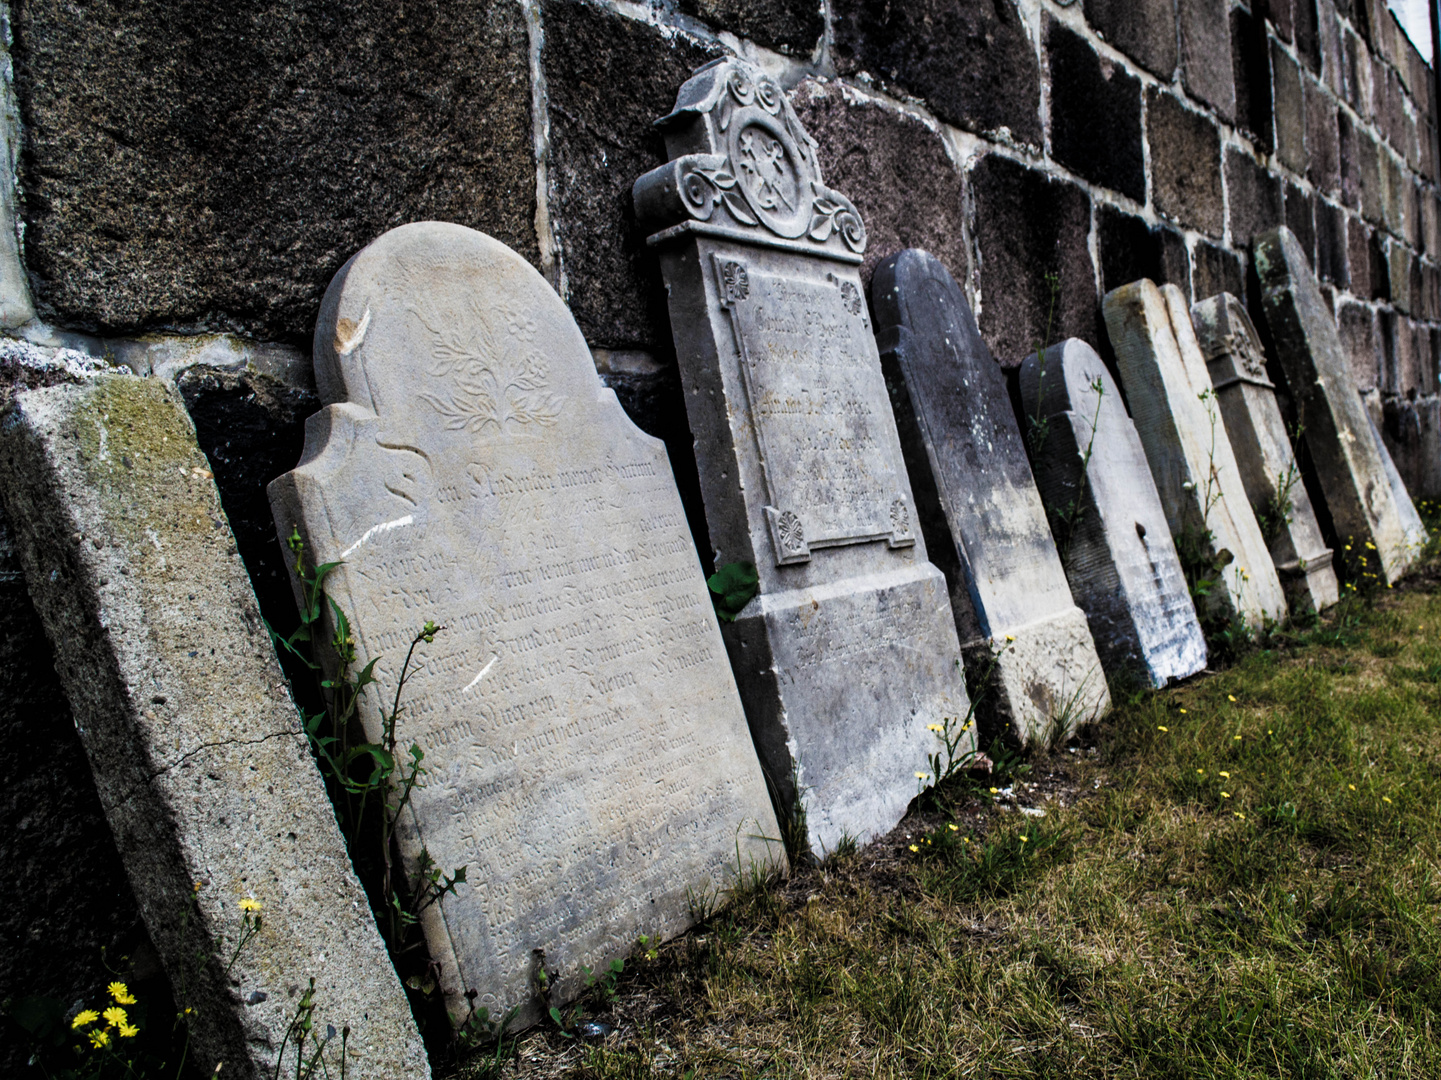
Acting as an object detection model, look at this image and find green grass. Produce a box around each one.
[451,577,1441,1080]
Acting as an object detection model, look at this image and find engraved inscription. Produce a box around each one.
[725,264,904,552]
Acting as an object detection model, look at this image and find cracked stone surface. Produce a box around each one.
[0,375,427,1080]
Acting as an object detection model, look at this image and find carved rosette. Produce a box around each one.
[765,506,811,565]
[635,58,867,260]
[887,497,916,549]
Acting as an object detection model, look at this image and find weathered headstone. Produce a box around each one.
[870,248,1110,743]
[269,221,782,1027]
[1020,339,1207,687]
[633,58,972,855]
[1254,225,1423,583]
[1191,292,1340,614]
[1103,279,1289,630]
[1367,407,1430,563]
[0,375,427,1079]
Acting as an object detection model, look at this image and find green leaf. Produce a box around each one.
[707,561,759,622]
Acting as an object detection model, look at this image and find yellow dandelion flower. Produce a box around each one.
[102,1006,127,1028]
[1005,635,1015,642]
[1349,784,1356,791]
[1197,768,1205,775]
[1220,792,1231,799]
[1018,835,1029,843]
[1233,735,1242,741]
[118,1022,139,1039]
[108,982,136,1005]
[1227,695,1237,702]
[989,787,1000,795]
[915,771,928,780]
[1233,812,1246,820]
[1219,771,1230,778]
[948,823,959,831]
[89,1029,111,1049]
[1383,796,1393,804]
[1268,729,1273,735]
[71,1010,99,1029]
[1157,725,1169,732]
[963,837,970,844]
[927,723,944,733]
[239,897,262,913]
[908,844,919,853]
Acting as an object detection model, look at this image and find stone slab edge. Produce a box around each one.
[0,375,426,1080]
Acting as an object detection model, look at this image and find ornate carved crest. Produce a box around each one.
[719,259,750,306]
[635,58,867,261]
[408,294,565,434]
[887,497,916,549]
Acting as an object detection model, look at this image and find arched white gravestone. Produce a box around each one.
[269,222,782,1026]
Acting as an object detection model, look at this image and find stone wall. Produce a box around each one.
[0,0,1437,1056]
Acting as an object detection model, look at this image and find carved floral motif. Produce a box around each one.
[776,510,806,556]
[409,296,564,433]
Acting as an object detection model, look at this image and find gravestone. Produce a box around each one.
[1253,225,1422,583]
[1191,292,1340,614]
[870,248,1110,743]
[269,221,782,1028]
[633,58,972,855]
[0,376,427,1079]
[1103,279,1289,630]
[1367,408,1430,564]
[1020,339,1207,687]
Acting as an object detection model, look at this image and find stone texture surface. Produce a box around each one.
[1083,0,1178,78]
[1020,339,1207,687]
[1254,225,1419,582]
[872,249,1110,745]
[271,222,781,1022]
[11,0,535,344]
[636,59,971,853]
[1098,206,1190,296]
[1149,90,1224,237]
[1048,18,1146,202]
[1338,299,1381,388]
[970,154,1096,366]
[1273,42,1308,175]
[1104,279,1289,630]
[1286,182,1318,264]
[1233,6,1276,151]
[0,375,427,1079]
[542,1,721,351]
[1194,241,1246,301]
[831,0,1041,145]
[1227,149,1286,248]
[1306,80,1342,196]
[791,79,969,290]
[677,0,823,54]
[1192,292,1340,613]
[1315,200,1349,286]
[1179,0,1237,121]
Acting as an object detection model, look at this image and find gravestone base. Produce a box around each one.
[726,564,966,857]
[965,606,1111,747]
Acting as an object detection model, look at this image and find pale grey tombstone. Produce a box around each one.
[1191,292,1340,614]
[1020,339,1207,687]
[0,376,428,1080]
[268,222,782,1027]
[870,248,1110,744]
[1367,407,1430,562]
[1103,279,1289,630]
[633,58,972,856]
[1254,225,1423,583]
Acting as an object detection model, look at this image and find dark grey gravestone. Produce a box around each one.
[1191,292,1340,614]
[1254,225,1423,582]
[634,58,972,857]
[1020,340,1207,687]
[871,249,1110,744]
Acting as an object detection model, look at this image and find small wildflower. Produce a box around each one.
[1268,729,1273,735]
[963,837,970,844]
[915,771,928,780]
[1233,812,1246,820]
[1227,695,1237,702]
[1383,796,1393,804]
[1197,768,1205,775]
[1349,784,1356,791]
[990,787,999,795]
[1018,835,1029,843]
[927,723,944,733]
[1220,791,1231,799]
[118,1022,139,1038]
[1219,771,1230,778]
[239,897,262,913]
[908,844,919,853]
[108,982,136,1004]
[1157,725,1169,732]
[1179,708,1188,714]
[89,1029,111,1049]
[71,1010,99,1029]
[1233,735,1242,741]
[103,1007,127,1028]
[948,823,959,831]
[1005,635,1016,643]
